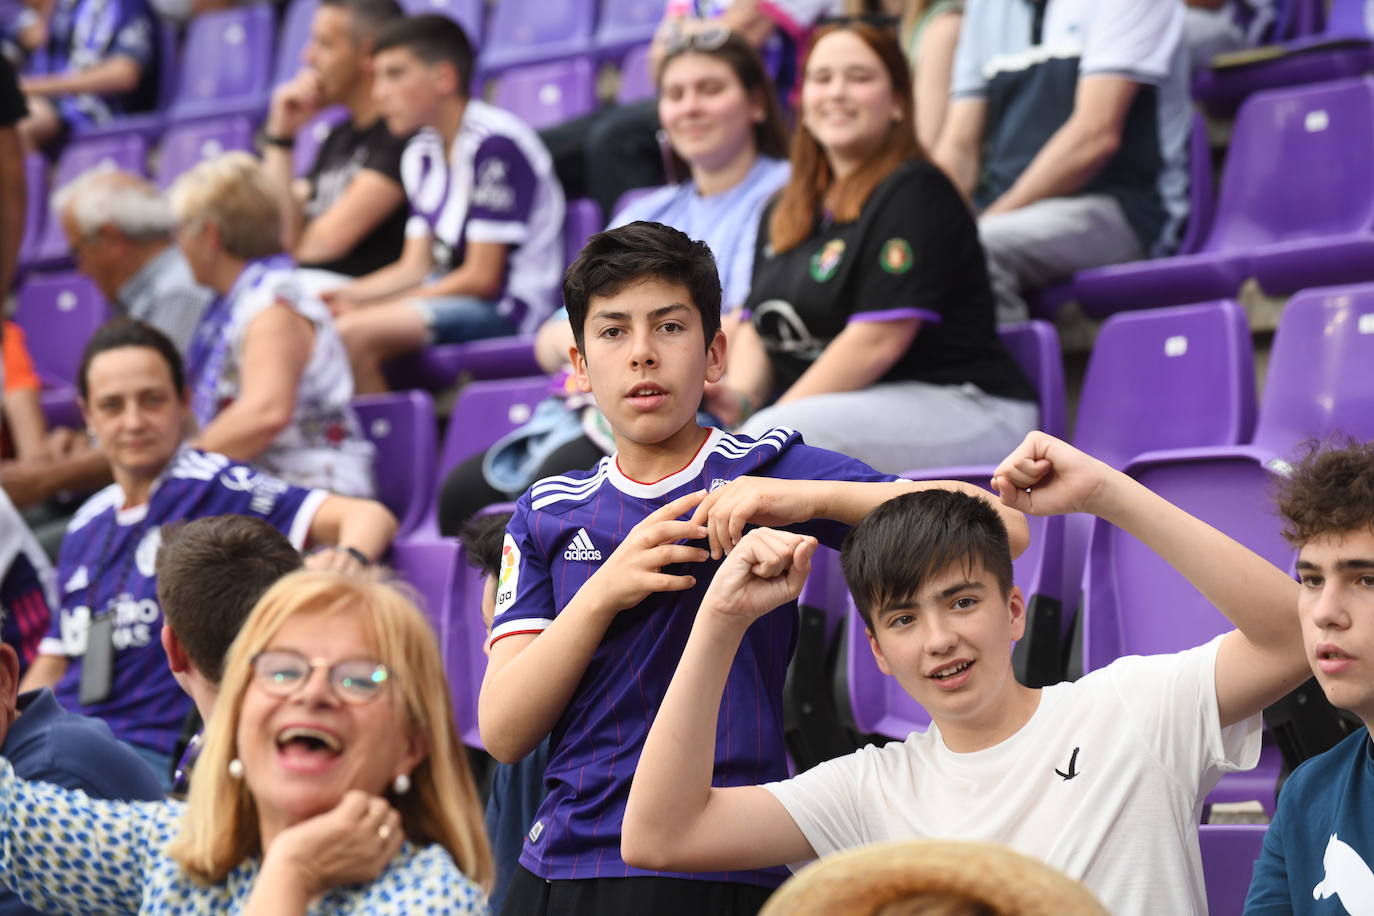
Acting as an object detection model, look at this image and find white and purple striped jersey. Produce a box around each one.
[400,99,566,335]
[39,448,327,757]
[490,427,895,885]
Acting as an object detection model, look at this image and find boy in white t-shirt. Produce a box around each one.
[623,431,1311,916]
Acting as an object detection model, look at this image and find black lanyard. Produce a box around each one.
[1028,0,1048,46]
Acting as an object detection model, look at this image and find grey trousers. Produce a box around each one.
[979,194,1144,325]
[739,381,1040,476]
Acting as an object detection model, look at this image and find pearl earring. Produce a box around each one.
[228,758,244,779]
[392,773,411,796]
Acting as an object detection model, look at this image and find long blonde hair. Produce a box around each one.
[168,570,494,890]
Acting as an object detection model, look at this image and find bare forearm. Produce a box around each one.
[933,134,980,200]
[344,260,428,303]
[18,654,66,692]
[778,322,915,404]
[983,122,1117,215]
[624,612,743,866]
[331,505,397,562]
[243,858,309,916]
[264,146,306,252]
[194,402,289,462]
[724,319,774,406]
[478,594,618,762]
[23,57,140,97]
[534,320,574,373]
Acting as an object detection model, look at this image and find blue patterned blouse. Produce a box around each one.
[0,760,489,914]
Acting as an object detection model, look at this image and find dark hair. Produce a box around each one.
[319,0,406,46]
[156,516,303,683]
[372,14,475,97]
[656,31,789,167]
[771,22,921,253]
[841,490,1014,630]
[563,221,722,353]
[77,318,185,401]
[1277,439,1374,546]
[460,511,512,578]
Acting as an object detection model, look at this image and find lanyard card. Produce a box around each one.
[79,612,115,706]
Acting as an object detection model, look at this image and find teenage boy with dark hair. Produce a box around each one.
[478,221,1028,916]
[1246,441,1374,913]
[623,430,1313,916]
[459,511,541,915]
[330,14,566,394]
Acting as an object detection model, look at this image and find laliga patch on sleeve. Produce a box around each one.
[495,533,520,612]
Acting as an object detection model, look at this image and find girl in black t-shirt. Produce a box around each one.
[712,22,1038,474]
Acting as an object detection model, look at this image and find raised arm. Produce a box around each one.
[303,494,398,571]
[622,528,817,871]
[992,432,1309,727]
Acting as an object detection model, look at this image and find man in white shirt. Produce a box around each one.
[622,431,1310,915]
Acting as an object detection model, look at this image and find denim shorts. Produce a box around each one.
[412,295,516,345]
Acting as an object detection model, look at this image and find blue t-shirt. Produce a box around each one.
[608,157,790,313]
[1245,728,1374,914]
[40,448,326,757]
[1,688,164,916]
[490,427,895,884]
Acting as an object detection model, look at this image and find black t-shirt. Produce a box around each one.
[745,159,1036,402]
[300,116,410,277]
[0,56,26,127]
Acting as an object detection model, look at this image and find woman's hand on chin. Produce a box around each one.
[259,791,404,900]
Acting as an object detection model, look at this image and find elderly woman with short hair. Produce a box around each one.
[0,570,493,914]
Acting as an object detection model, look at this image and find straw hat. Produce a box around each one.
[758,840,1108,916]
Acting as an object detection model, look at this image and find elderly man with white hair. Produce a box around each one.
[55,168,213,353]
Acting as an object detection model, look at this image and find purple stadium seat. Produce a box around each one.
[564,198,604,266]
[293,106,350,178]
[1194,0,1373,116]
[1075,79,1374,315]
[492,58,598,131]
[155,116,256,188]
[352,390,438,537]
[1200,824,1267,916]
[14,272,113,387]
[275,0,319,87]
[383,334,543,391]
[616,42,655,104]
[596,0,666,58]
[17,154,47,274]
[411,375,555,538]
[28,134,150,270]
[169,4,275,122]
[479,0,596,74]
[401,0,484,44]
[388,537,486,747]
[841,592,929,739]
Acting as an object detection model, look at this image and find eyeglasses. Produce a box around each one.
[250,650,391,704]
[663,25,732,57]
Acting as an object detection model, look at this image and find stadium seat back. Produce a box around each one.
[1253,283,1374,451]
[1324,0,1372,37]
[616,42,655,104]
[172,4,275,114]
[1200,824,1267,916]
[438,375,556,485]
[18,154,48,270]
[564,198,604,267]
[1210,77,1374,251]
[275,0,319,86]
[156,116,257,188]
[596,0,667,56]
[292,106,350,177]
[492,58,598,131]
[352,390,438,537]
[31,134,150,268]
[14,272,113,387]
[482,0,596,72]
[400,0,484,45]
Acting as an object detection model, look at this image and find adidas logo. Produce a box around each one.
[564,528,603,562]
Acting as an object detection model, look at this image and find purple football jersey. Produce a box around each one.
[490,427,896,885]
[41,448,327,756]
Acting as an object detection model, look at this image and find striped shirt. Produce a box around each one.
[0,489,57,678]
[491,427,894,884]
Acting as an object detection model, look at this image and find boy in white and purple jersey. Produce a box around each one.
[331,14,565,394]
[480,222,1028,916]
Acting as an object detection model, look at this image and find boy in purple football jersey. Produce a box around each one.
[479,221,1028,916]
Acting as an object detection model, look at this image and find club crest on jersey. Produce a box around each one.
[564,528,603,562]
[809,239,845,282]
[880,237,914,275]
[135,528,163,578]
[495,535,520,612]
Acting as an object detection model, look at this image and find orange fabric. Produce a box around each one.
[3,322,41,393]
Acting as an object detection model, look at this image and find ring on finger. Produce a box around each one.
[378,824,392,841]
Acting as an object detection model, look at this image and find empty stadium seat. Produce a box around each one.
[492,58,598,131]
[400,0,484,45]
[595,0,666,58]
[28,134,151,270]
[479,0,596,74]
[17,154,48,274]
[616,42,655,104]
[292,106,350,178]
[156,116,256,188]
[1200,824,1266,916]
[1073,78,1374,314]
[353,390,439,537]
[274,0,320,87]
[169,4,275,122]
[14,272,113,387]
[412,375,553,538]
[564,198,604,266]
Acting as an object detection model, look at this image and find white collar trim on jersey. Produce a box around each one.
[608,427,724,499]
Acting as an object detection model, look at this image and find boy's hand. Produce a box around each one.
[991,431,1115,517]
[588,489,711,613]
[690,477,820,559]
[700,528,816,627]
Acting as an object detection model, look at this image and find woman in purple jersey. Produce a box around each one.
[0,571,494,913]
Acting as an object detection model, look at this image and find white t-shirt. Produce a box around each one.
[763,636,1260,916]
